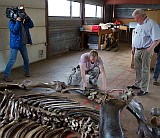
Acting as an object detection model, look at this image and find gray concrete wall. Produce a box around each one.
[0,0,46,72]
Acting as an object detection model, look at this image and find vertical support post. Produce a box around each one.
[45,0,50,59]
[82,0,85,25]
[103,0,106,23]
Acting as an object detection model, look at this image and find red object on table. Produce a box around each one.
[92,25,101,32]
[114,20,122,25]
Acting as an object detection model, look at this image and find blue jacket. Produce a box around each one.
[9,17,34,49]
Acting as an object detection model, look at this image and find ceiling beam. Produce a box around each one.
[105,0,160,5]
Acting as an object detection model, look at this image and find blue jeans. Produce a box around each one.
[153,51,160,81]
[4,44,29,77]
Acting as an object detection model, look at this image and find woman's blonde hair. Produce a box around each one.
[89,50,98,58]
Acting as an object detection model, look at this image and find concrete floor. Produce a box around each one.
[0,42,160,138]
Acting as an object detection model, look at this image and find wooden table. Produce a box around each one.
[80,29,114,50]
[119,25,129,41]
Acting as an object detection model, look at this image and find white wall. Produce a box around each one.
[0,0,46,72]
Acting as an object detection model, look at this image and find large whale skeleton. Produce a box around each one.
[0,81,159,138]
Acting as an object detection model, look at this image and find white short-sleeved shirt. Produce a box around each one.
[133,17,160,48]
[79,53,103,71]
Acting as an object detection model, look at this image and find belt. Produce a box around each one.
[136,47,147,50]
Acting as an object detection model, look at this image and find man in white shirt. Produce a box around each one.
[127,9,160,96]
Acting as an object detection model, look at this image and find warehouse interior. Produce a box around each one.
[0,0,160,138]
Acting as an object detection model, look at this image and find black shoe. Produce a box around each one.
[127,85,140,89]
[137,90,148,96]
[3,76,12,82]
[153,80,158,85]
[25,73,30,77]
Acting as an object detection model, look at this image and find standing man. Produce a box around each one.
[68,50,107,91]
[127,9,160,96]
[3,5,34,82]
[153,44,160,85]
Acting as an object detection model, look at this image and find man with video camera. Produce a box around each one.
[3,5,34,82]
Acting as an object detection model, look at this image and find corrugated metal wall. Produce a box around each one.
[0,0,46,72]
[48,17,81,56]
[115,4,160,18]
[85,18,103,25]
[48,0,103,57]
[48,17,103,56]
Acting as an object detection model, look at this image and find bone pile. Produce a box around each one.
[83,88,134,104]
[0,89,99,138]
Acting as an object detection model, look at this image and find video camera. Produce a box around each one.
[5,5,26,20]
